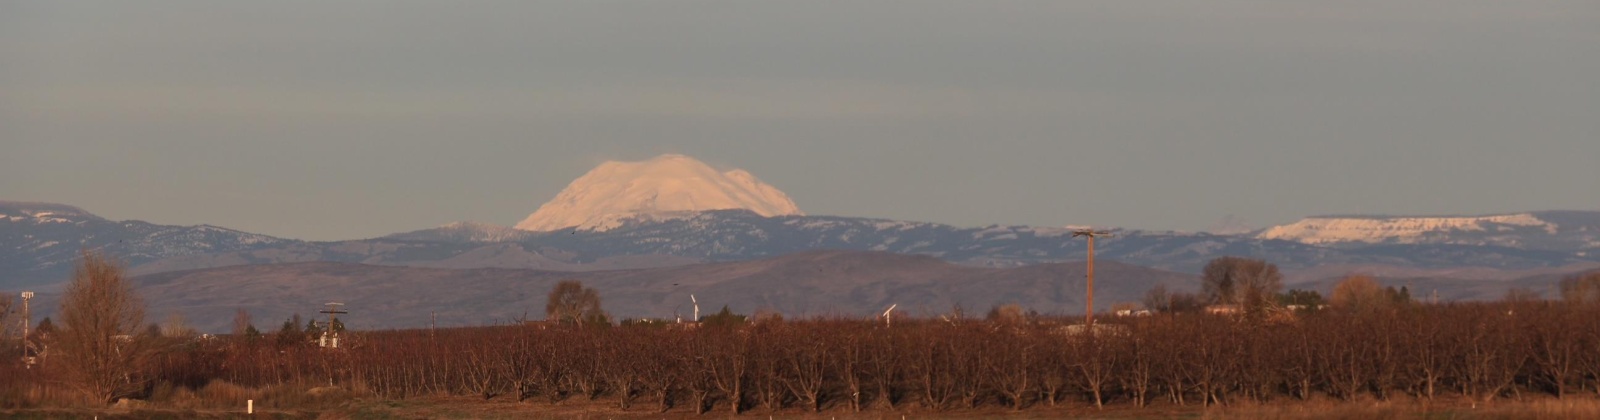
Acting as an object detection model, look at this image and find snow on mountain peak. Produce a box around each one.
[514,154,803,232]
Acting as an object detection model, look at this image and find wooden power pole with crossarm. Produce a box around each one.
[1073,229,1112,326]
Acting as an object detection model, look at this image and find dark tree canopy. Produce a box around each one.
[700,305,747,327]
[35,316,55,335]
[1278,289,1325,308]
[1143,284,1204,313]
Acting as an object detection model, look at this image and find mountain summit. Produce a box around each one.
[514,154,803,232]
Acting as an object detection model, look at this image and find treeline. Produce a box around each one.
[11,301,1600,413]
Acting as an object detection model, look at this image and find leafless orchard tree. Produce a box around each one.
[866,326,905,410]
[706,328,753,414]
[1071,331,1120,409]
[831,323,872,412]
[777,323,831,412]
[462,331,508,399]
[1524,304,1585,398]
[983,328,1037,410]
[1117,325,1157,407]
[635,330,684,413]
[743,328,782,411]
[601,331,642,409]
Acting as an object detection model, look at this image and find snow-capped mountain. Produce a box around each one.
[0,201,296,288]
[514,154,803,232]
[1257,211,1600,251]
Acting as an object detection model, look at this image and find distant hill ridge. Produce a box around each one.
[3,201,1598,289]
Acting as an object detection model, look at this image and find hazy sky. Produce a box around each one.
[4,1,1597,241]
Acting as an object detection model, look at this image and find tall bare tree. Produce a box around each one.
[56,250,148,404]
[1201,257,1283,312]
[231,308,255,336]
[546,280,607,326]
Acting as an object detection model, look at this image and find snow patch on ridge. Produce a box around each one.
[1258,213,1558,245]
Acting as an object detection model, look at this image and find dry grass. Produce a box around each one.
[0,380,366,418]
[8,384,1600,419]
[276,394,1600,420]
[1197,396,1600,420]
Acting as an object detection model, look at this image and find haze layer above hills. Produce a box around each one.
[16,250,1192,332]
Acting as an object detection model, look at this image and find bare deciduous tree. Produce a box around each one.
[1201,257,1282,312]
[546,280,607,326]
[231,308,254,336]
[56,250,148,404]
[161,312,196,338]
[1330,274,1386,311]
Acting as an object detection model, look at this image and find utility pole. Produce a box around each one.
[1073,230,1112,326]
[20,291,32,365]
[319,302,347,348]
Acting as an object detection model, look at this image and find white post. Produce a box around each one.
[247,399,254,414]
